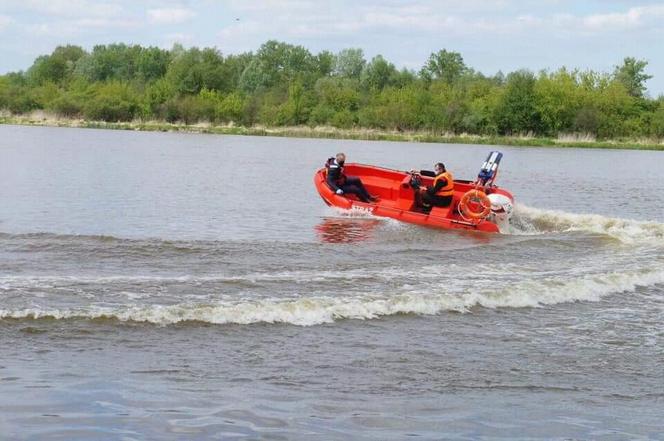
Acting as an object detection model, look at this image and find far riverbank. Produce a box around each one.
[2,112,663,151]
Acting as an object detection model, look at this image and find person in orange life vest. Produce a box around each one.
[410,162,454,210]
[325,153,377,203]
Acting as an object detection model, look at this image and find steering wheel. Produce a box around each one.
[408,172,422,189]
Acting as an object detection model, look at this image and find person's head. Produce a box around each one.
[434,162,446,174]
[336,153,346,166]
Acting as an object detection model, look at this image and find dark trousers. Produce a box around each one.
[341,176,371,203]
[421,192,453,208]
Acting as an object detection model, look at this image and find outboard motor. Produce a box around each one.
[459,150,514,231]
[487,193,513,232]
[479,151,512,232]
[477,151,502,187]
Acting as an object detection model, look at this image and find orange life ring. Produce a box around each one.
[459,189,491,220]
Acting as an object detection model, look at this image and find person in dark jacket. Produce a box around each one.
[326,153,376,203]
[410,162,454,211]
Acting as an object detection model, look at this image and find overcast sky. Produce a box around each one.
[1,0,662,96]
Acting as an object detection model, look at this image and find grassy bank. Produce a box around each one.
[2,112,663,151]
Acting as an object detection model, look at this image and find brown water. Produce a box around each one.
[1,125,663,440]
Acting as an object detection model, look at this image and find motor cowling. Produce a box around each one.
[487,193,513,232]
[477,151,503,186]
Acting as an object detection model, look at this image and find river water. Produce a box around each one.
[0,125,663,440]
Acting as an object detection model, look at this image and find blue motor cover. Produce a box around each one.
[477,151,502,185]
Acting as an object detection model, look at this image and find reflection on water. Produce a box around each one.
[315,217,382,243]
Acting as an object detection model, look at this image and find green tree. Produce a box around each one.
[278,81,312,125]
[392,69,417,88]
[314,77,360,111]
[29,82,60,108]
[0,73,40,113]
[458,74,502,134]
[216,92,245,123]
[2,41,662,141]
[135,47,171,83]
[614,57,652,98]
[316,50,335,77]
[308,104,335,126]
[360,55,398,91]
[420,49,467,83]
[48,90,85,117]
[143,77,176,118]
[46,77,91,117]
[534,69,584,135]
[74,44,140,82]
[27,45,86,85]
[239,40,318,92]
[333,49,366,79]
[429,81,471,133]
[238,59,271,93]
[83,81,140,121]
[221,53,254,91]
[495,70,541,135]
[165,47,228,94]
[648,100,664,137]
[590,80,638,138]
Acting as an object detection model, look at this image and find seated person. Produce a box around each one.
[410,162,454,211]
[326,153,377,203]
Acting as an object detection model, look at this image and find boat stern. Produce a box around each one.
[487,192,514,233]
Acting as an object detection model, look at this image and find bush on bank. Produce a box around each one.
[1,42,663,141]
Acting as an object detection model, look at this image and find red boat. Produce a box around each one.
[314,152,515,233]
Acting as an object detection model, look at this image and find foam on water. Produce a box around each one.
[326,202,664,245]
[510,204,664,245]
[0,262,608,290]
[329,206,376,218]
[3,204,663,327]
[3,266,662,326]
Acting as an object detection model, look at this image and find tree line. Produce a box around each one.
[1,41,663,139]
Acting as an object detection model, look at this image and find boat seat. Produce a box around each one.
[393,175,417,211]
[429,198,457,218]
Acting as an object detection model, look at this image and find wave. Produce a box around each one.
[0,261,600,290]
[3,267,662,326]
[0,231,279,247]
[0,231,125,242]
[5,203,663,248]
[0,270,381,290]
[510,204,664,245]
[327,203,664,246]
[0,231,309,260]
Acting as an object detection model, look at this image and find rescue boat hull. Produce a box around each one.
[314,163,514,233]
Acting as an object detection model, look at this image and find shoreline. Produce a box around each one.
[2,113,663,151]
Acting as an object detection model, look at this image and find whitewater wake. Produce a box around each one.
[2,266,662,326]
[2,205,663,327]
[510,204,664,245]
[325,202,664,245]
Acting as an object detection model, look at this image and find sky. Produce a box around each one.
[0,0,662,96]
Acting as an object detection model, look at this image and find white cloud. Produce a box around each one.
[1,0,663,93]
[516,14,543,27]
[147,8,196,25]
[580,5,664,32]
[227,0,318,12]
[215,1,664,42]
[216,3,525,43]
[0,15,14,31]
[20,0,123,18]
[24,18,138,37]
